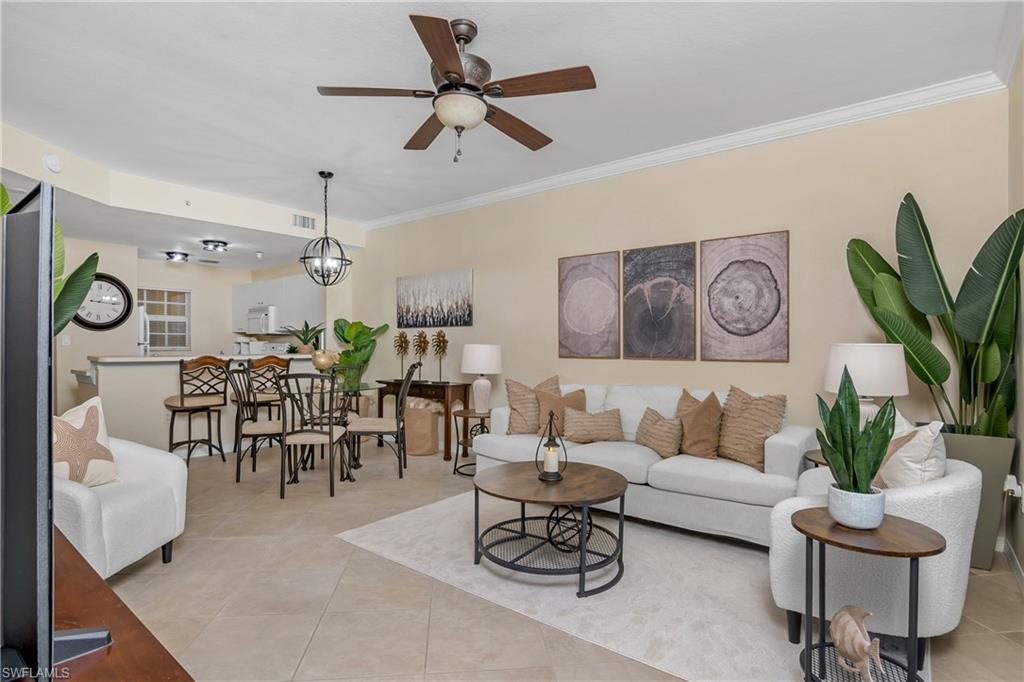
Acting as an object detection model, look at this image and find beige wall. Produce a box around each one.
[352,92,1010,426]
[54,237,254,413]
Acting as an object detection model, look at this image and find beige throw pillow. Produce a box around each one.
[53,397,118,487]
[676,390,723,458]
[563,407,624,443]
[506,376,560,434]
[718,386,786,472]
[536,389,586,436]
[874,421,946,488]
[636,407,682,458]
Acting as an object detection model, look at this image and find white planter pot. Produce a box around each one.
[828,484,885,530]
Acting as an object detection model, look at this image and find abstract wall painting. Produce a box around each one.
[396,268,473,328]
[622,243,696,360]
[558,251,620,358]
[700,231,789,362]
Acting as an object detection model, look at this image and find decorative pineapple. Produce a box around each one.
[412,331,429,381]
[431,330,449,383]
[393,331,410,377]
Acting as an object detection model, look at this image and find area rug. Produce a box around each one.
[340,491,804,680]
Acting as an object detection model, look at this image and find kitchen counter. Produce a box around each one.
[88,353,311,365]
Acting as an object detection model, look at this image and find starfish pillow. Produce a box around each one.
[53,397,118,487]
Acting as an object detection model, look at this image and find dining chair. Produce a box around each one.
[276,372,349,498]
[346,362,420,479]
[227,366,282,482]
[164,356,228,466]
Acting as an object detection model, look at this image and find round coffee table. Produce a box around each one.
[473,462,627,598]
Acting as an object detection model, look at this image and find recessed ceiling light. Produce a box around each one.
[255,251,264,260]
[165,251,189,262]
[201,239,228,252]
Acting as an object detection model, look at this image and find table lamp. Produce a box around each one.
[824,343,909,420]
[461,344,502,411]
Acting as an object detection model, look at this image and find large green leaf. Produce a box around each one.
[896,193,956,316]
[990,350,1016,416]
[871,307,951,386]
[978,340,1001,384]
[872,273,930,338]
[993,272,1018,354]
[53,252,98,335]
[333,318,353,344]
[52,221,67,300]
[954,209,1024,343]
[0,184,10,215]
[847,239,898,308]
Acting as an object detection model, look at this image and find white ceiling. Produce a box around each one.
[2,170,310,269]
[1,2,1017,225]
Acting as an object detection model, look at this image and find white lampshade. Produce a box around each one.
[461,344,502,375]
[824,343,909,397]
[433,92,488,130]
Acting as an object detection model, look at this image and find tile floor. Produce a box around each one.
[108,444,1024,681]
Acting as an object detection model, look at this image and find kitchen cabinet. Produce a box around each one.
[231,275,324,333]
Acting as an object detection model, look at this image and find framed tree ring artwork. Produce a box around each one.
[700,231,789,362]
[558,251,620,359]
[622,242,696,360]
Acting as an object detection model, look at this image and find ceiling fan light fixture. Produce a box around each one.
[433,91,487,130]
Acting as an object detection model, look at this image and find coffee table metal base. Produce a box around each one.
[473,490,625,598]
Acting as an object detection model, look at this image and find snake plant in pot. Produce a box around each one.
[847,193,1024,564]
[817,367,896,529]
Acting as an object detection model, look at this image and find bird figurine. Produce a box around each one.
[829,605,883,682]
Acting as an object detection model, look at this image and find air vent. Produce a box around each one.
[293,214,316,230]
[197,258,220,265]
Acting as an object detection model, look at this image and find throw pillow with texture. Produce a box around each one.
[718,386,786,472]
[676,390,723,458]
[636,407,682,458]
[505,376,560,434]
[563,407,624,443]
[53,397,118,487]
[874,421,946,488]
[536,389,586,436]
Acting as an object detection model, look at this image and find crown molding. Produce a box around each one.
[362,71,1005,231]
[993,1,1024,84]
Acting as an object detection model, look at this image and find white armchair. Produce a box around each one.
[769,459,981,646]
[54,437,187,579]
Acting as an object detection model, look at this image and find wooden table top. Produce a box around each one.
[377,379,470,387]
[54,529,192,680]
[804,449,827,466]
[453,409,490,419]
[475,462,627,506]
[791,507,946,558]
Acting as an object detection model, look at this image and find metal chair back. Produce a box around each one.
[395,362,421,426]
[249,356,291,395]
[277,372,339,442]
[178,355,228,403]
[227,367,260,424]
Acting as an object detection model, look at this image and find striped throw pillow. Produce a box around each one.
[635,407,682,458]
[718,386,786,472]
[563,407,624,443]
[505,376,560,434]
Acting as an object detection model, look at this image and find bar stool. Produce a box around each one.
[164,355,228,466]
[247,355,291,419]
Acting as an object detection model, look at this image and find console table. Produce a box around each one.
[376,380,469,460]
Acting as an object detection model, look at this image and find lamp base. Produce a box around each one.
[472,376,492,412]
[538,471,563,482]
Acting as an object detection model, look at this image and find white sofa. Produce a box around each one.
[769,459,982,643]
[473,384,817,546]
[54,437,188,579]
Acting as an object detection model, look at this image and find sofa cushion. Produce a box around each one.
[53,397,118,487]
[570,441,663,484]
[648,454,796,507]
[562,384,608,413]
[536,389,586,435]
[635,407,682,458]
[604,386,683,440]
[718,386,786,472]
[506,376,560,434]
[472,433,580,464]
[563,407,624,444]
[677,390,723,458]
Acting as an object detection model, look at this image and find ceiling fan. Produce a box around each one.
[317,15,596,161]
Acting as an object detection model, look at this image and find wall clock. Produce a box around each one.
[73,273,133,331]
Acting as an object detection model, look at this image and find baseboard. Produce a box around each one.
[1005,540,1024,591]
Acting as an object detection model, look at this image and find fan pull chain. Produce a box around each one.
[453,127,464,163]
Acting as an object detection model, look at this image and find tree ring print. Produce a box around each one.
[707,259,781,336]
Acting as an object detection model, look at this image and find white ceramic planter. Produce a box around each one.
[828,484,885,529]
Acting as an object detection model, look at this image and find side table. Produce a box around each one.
[804,449,827,468]
[452,409,490,476]
[791,507,945,682]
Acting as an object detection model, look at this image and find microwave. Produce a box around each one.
[246,305,277,334]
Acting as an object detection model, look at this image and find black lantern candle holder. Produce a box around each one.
[535,410,568,482]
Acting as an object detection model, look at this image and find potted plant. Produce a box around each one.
[282,321,324,354]
[431,330,449,383]
[816,368,896,529]
[412,330,429,381]
[393,331,410,378]
[847,194,1024,565]
[333,318,389,391]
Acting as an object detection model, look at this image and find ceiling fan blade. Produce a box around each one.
[409,15,464,83]
[485,66,596,98]
[317,86,434,98]
[485,106,552,151]
[404,113,445,150]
